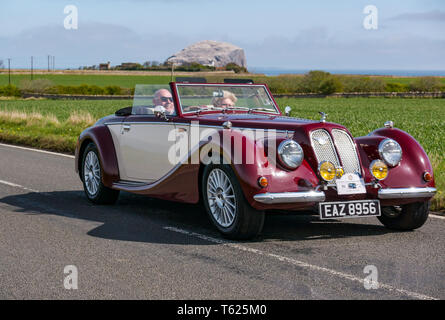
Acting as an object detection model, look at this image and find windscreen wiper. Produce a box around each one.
[225,106,250,112]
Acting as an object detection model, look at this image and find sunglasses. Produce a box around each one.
[160,97,173,102]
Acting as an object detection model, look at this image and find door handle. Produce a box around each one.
[122,124,131,134]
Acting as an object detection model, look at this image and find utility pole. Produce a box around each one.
[48,55,50,72]
[31,56,33,80]
[7,59,10,85]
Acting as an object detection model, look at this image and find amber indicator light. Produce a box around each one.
[258,177,269,188]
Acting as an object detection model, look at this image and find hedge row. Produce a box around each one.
[0,73,444,97]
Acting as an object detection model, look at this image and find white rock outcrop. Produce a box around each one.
[166,40,247,68]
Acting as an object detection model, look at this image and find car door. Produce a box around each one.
[113,115,189,183]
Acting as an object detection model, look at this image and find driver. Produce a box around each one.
[212,90,237,109]
[153,89,175,115]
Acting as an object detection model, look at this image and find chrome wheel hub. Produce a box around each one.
[207,169,237,228]
[84,151,100,196]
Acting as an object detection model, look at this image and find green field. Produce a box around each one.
[381,77,445,85]
[0,74,171,87]
[2,73,445,89]
[0,97,443,210]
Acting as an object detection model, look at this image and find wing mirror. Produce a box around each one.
[284,106,292,116]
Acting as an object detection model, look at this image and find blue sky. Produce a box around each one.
[1,0,444,70]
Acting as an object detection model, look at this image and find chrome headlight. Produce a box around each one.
[379,138,402,167]
[278,140,304,169]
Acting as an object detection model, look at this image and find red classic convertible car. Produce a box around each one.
[75,81,436,239]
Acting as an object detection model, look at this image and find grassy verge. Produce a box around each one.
[0,99,130,153]
[0,97,443,210]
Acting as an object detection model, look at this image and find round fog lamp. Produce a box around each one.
[319,161,336,182]
[370,160,388,180]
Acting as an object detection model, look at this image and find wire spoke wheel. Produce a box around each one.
[206,168,237,228]
[83,150,101,196]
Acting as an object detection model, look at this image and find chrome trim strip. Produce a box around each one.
[105,121,294,134]
[253,191,326,204]
[105,122,175,126]
[378,187,436,199]
[190,123,295,134]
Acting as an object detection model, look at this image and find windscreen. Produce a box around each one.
[132,84,176,116]
[176,84,279,114]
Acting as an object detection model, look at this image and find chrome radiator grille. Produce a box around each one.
[331,129,361,174]
[310,129,361,175]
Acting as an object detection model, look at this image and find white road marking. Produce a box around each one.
[163,226,438,300]
[430,214,445,220]
[0,179,40,193]
[0,143,75,159]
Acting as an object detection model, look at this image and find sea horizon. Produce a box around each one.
[249,67,445,77]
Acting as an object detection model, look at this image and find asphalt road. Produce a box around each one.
[0,142,444,300]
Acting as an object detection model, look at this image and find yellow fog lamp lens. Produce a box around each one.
[370,160,388,180]
[335,167,344,178]
[319,161,336,182]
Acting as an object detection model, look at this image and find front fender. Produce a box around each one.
[202,128,320,210]
[75,125,120,188]
[361,127,435,189]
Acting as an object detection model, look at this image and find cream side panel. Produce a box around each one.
[120,123,179,182]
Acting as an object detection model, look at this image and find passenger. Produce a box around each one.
[212,90,237,109]
[153,89,175,115]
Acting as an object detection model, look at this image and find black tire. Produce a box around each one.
[378,201,430,230]
[202,164,264,240]
[81,143,120,205]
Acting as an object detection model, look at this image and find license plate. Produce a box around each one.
[319,200,381,220]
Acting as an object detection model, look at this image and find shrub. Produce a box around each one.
[341,77,386,92]
[385,82,410,92]
[301,70,331,93]
[0,85,21,97]
[409,77,441,92]
[87,85,105,95]
[19,79,54,93]
[225,63,248,74]
[104,85,123,95]
[319,77,344,95]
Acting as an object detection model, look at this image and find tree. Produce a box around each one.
[0,60,4,69]
[319,76,344,95]
[301,70,331,93]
